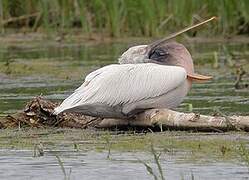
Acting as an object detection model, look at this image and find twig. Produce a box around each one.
[150,16,217,48]
[165,16,217,41]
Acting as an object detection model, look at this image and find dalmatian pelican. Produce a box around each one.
[54,18,216,118]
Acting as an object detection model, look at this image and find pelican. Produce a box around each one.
[54,39,212,119]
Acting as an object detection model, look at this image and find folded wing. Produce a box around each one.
[54,63,187,115]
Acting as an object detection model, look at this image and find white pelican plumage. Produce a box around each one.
[54,41,212,118]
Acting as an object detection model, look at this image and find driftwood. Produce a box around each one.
[0,97,248,131]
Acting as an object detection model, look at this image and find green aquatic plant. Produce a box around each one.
[140,160,159,180]
[238,143,249,170]
[33,142,44,157]
[213,51,219,68]
[140,143,165,180]
[4,58,12,75]
[222,45,234,67]
[55,154,72,180]
[103,133,112,159]
[73,143,79,152]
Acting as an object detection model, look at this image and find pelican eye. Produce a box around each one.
[149,49,169,61]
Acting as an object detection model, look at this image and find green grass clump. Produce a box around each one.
[0,0,249,37]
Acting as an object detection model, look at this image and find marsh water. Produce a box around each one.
[0,37,249,179]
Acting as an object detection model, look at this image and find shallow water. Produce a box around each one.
[0,150,248,180]
[0,129,248,180]
[0,39,249,179]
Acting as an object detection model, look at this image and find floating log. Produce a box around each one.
[0,97,248,131]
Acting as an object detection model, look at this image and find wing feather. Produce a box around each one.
[54,63,186,114]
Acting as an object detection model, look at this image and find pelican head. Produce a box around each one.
[119,40,212,82]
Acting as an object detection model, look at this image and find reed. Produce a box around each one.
[55,154,72,180]
[139,143,165,180]
[0,0,248,37]
[238,143,249,170]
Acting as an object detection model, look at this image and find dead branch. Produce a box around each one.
[98,109,249,131]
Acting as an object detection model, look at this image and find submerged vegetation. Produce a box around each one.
[0,0,249,37]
